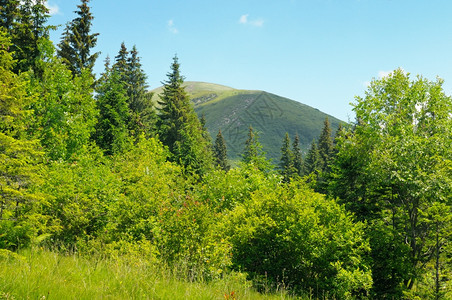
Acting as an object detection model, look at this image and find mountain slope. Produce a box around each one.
[152,81,345,163]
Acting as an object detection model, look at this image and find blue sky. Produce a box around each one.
[47,0,452,121]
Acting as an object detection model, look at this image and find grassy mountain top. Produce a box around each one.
[151,81,345,163]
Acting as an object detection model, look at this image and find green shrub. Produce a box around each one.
[0,221,32,250]
[104,137,183,243]
[223,181,372,299]
[155,192,232,280]
[40,147,120,246]
[198,164,280,212]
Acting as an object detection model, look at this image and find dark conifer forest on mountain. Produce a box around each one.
[1,1,451,299]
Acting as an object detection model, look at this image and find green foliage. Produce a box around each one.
[29,39,98,161]
[0,31,45,250]
[0,1,19,32]
[57,0,99,76]
[223,182,372,298]
[242,126,271,172]
[292,134,303,177]
[0,133,44,250]
[113,42,128,81]
[318,117,333,172]
[155,192,232,280]
[214,129,230,171]
[279,132,296,182]
[157,56,213,175]
[0,30,31,134]
[40,147,119,246]
[303,139,321,176]
[126,45,156,138]
[94,67,131,155]
[103,137,181,245]
[198,166,280,212]
[330,69,452,298]
[3,0,53,75]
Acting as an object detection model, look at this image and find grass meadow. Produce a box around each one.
[0,249,295,300]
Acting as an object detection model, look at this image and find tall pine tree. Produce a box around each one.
[199,113,211,144]
[113,42,128,82]
[93,62,131,155]
[157,55,212,175]
[0,31,43,249]
[110,43,155,138]
[214,129,229,171]
[304,139,321,176]
[0,0,19,32]
[127,45,149,112]
[3,0,52,74]
[242,126,270,172]
[292,133,304,177]
[126,45,155,138]
[57,0,99,76]
[280,132,295,182]
[318,117,333,173]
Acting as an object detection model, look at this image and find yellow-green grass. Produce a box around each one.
[0,249,295,299]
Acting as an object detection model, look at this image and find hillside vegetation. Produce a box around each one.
[1,2,451,300]
[152,81,344,161]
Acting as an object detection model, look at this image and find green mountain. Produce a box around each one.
[152,81,345,163]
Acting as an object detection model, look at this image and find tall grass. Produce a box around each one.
[0,249,296,299]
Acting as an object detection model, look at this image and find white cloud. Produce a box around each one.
[45,1,59,15]
[20,0,59,15]
[239,14,264,27]
[250,19,264,27]
[168,19,179,34]
[239,14,249,24]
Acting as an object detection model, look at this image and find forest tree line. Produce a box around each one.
[1,1,451,299]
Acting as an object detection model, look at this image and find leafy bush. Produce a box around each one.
[103,137,182,243]
[155,192,232,280]
[223,181,372,299]
[198,165,280,211]
[40,146,121,246]
[0,221,33,250]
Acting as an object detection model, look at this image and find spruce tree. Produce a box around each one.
[126,45,155,138]
[214,129,229,171]
[94,64,131,155]
[242,126,270,172]
[109,43,155,139]
[243,126,257,164]
[113,42,128,82]
[8,0,51,74]
[318,117,334,172]
[0,0,19,31]
[0,31,43,246]
[304,139,321,176]
[157,55,212,175]
[199,113,212,144]
[57,0,99,76]
[292,133,304,177]
[127,45,149,112]
[333,123,343,153]
[280,132,295,182]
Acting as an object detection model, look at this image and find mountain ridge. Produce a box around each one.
[151,81,345,162]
